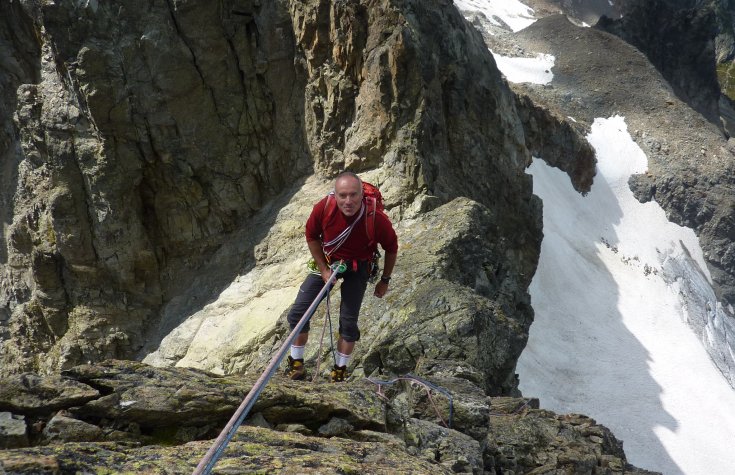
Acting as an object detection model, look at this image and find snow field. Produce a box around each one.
[452,2,735,472]
[453,0,536,32]
[518,117,735,475]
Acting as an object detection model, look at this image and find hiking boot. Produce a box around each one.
[285,356,306,380]
[330,364,348,383]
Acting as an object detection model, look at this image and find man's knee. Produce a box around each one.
[287,310,311,334]
[339,318,360,342]
[286,274,324,332]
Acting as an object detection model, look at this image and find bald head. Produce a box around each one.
[334,172,363,217]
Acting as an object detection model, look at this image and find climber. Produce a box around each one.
[285,171,398,382]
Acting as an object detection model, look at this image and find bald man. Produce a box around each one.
[285,172,398,382]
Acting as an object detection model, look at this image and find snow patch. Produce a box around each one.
[491,52,554,85]
[454,0,536,32]
[518,116,735,475]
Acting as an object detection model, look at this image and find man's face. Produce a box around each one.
[334,176,363,217]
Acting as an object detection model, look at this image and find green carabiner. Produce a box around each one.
[332,261,347,273]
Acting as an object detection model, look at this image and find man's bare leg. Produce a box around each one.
[294,332,309,347]
[336,337,355,356]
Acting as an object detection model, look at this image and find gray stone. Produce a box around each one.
[357,198,533,396]
[0,374,99,415]
[274,423,311,435]
[42,413,104,443]
[244,412,272,429]
[404,417,483,475]
[410,359,493,440]
[0,412,28,449]
[0,360,653,473]
[318,417,354,437]
[0,425,452,474]
[484,409,655,474]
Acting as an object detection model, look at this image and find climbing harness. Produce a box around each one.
[193,261,347,475]
[366,374,454,429]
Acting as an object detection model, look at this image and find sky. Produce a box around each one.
[451,1,735,473]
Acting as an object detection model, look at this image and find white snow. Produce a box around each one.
[491,52,554,84]
[453,0,536,32]
[518,116,735,475]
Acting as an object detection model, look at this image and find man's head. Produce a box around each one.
[334,171,363,217]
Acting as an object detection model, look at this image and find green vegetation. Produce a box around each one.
[717,62,735,100]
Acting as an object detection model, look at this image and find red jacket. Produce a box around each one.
[305,196,398,261]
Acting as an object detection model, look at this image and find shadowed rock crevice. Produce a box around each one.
[0,0,42,343]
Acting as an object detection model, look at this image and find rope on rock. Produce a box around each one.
[193,261,346,475]
[366,374,454,428]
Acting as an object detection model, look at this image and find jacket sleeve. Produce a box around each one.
[376,212,398,253]
[305,197,328,242]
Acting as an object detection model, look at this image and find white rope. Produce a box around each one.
[323,201,365,257]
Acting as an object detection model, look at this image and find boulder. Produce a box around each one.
[0,425,450,474]
[0,412,28,449]
[356,198,532,396]
[22,360,385,444]
[403,417,483,474]
[484,408,655,474]
[41,413,104,444]
[0,360,655,473]
[0,374,99,415]
[409,359,493,441]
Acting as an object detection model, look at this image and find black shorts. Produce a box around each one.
[286,260,369,342]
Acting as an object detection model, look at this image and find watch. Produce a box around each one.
[380,275,391,284]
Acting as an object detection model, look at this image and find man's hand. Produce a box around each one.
[320,267,332,283]
[374,280,389,298]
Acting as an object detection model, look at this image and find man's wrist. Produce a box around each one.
[380,275,391,284]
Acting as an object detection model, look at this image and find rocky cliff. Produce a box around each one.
[597,0,723,127]
[0,0,660,473]
[0,0,545,376]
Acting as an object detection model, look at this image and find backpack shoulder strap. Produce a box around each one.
[365,196,377,247]
[321,192,338,229]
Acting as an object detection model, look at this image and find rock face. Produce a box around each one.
[597,0,722,126]
[0,0,652,471]
[0,0,586,379]
[1,0,312,374]
[0,360,654,474]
